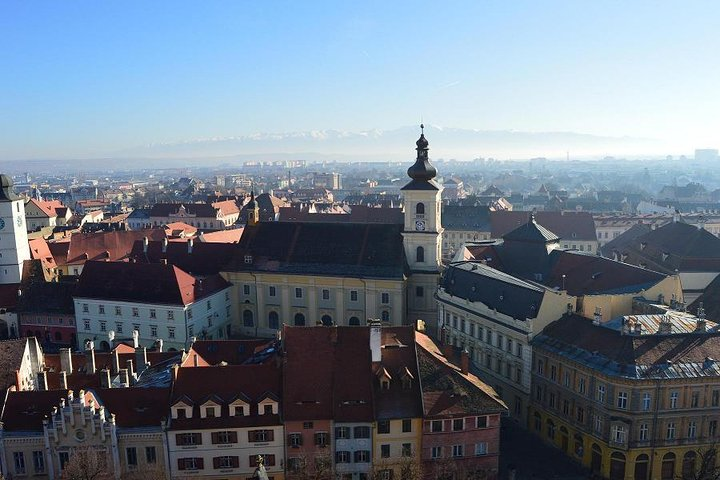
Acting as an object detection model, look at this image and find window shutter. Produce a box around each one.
[266,455,275,466]
[196,458,204,469]
[177,459,185,470]
[211,432,219,444]
[193,433,202,445]
[250,431,255,442]
[232,456,240,468]
[213,457,220,469]
[175,434,184,446]
[229,431,238,443]
[266,430,274,442]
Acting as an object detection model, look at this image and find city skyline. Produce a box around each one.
[2,1,719,160]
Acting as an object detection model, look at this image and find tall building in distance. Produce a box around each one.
[0,175,30,284]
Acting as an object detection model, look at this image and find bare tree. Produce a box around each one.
[680,447,720,480]
[287,454,335,480]
[60,447,112,480]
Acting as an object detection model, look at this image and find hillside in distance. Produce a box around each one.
[116,125,658,162]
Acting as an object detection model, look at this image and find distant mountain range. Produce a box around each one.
[115,125,659,162]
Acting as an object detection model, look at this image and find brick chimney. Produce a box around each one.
[119,368,130,387]
[460,349,469,375]
[112,349,120,374]
[59,371,68,390]
[85,341,96,374]
[135,347,148,374]
[126,359,134,380]
[37,370,48,391]
[100,369,111,389]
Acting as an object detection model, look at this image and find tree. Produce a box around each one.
[287,454,335,480]
[681,447,720,480]
[60,447,112,480]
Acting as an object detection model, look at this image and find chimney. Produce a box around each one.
[188,238,194,254]
[593,306,602,325]
[37,370,48,391]
[442,343,454,360]
[59,371,68,390]
[126,359,135,380]
[460,349,469,375]
[85,341,96,374]
[143,236,149,253]
[370,321,382,363]
[59,348,73,375]
[697,302,707,332]
[193,353,199,367]
[108,330,115,349]
[119,368,130,387]
[156,338,163,353]
[132,329,139,348]
[135,347,148,374]
[100,368,111,389]
[658,316,673,334]
[162,237,168,253]
[112,349,120,374]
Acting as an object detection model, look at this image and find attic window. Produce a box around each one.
[402,376,412,389]
[571,232,577,238]
[244,255,253,264]
[380,379,390,390]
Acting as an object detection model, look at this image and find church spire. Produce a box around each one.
[407,124,436,182]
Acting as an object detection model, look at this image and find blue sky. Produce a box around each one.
[1,1,718,159]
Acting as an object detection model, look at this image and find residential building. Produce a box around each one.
[441,205,492,260]
[531,312,720,480]
[73,261,232,350]
[149,201,239,231]
[24,199,71,232]
[18,281,77,348]
[490,211,599,254]
[416,334,506,480]
[167,363,285,479]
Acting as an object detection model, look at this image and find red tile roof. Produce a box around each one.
[0,338,28,391]
[94,387,170,427]
[63,229,167,265]
[27,199,65,218]
[28,238,58,274]
[74,261,230,306]
[1,390,96,431]
[373,327,424,420]
[185,339,274,366]
[129,239,237,275]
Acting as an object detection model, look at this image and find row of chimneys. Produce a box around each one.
[38,340,155,391]
[142,236,197,255]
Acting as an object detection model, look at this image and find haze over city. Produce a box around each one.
[2,1,719,162]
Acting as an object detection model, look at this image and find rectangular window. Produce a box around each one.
[335,426,350,439]
[14,452,25,474]
[516,343,523,358]
[150,325,157,337]
[146,446,157,464]
[667,422,675,440]
[431,446,442,459]
[269,286,277,297]
[336,451,350,463]
[350,290,358,301]
[115,322,123,334]
[710,420,718,437]
[150,309,156,319]
[611,425,626,444]
[99,304,105,314]
[381,292,390,304]
[288,433,302,447]
[84,319,90,331]
[643,393,651,411]
[536,359,545,375]
[496,333,503,348]
[549,392,556,409]
[617,391,628,409]
[692,392,700,408]
[670,391,679,409]
[206,300,211,311]
[639,423,648,441]
[168,327,175,339]
[713,390,720,407]
[188,325,194,337]
[452,445,464,457]
[689,421,697,439]
[249,429,273,442]
[100,321,106,332]
[354,426,370,438]
[381,444,390,458]
[402,418,412,433]
[82,303,89,313]
[416,286,424,297]
[378,420,390,434]
[295,288,303,298]
[594,415,603,433]
[563,371,570,387]
[176,433,202,446]
[576,406,584,423]
[132,307,139,317]
[578,378,586,395]
[115,306,121,316]
[178,458,203,471]
[550,365,557,381]
[475,442,488,456]
[476,416,488,428]
[168,310,174,320]
[431,420,443,432]
[453,418,464,431]
[322,289,330,300]
[563,399,570,415]
[354,450,370,463]
[126,447,137,466]
[401,443,412,457]
[243,284,250,295]
[314,432,328,446]
[303,421,314,429]
[32,450,44,473]
[597,385,605,403]
[59,452,69,470]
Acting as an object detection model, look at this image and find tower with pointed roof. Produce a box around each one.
[402,125,443,330]
[246,190,259,226]
[0,175,30,284]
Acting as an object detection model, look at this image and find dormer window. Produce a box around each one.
[205,407,216,418]
[172,401,193,419]
[232,405,246,417]
[381,379,390,390]
[258,397,279,415]
[264,405,273,415]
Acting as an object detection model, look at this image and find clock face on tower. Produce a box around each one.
[0,218,4,230]
[415,219,426,231]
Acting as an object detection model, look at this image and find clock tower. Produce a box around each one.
[0,175,30,284]
[401,125,442,332]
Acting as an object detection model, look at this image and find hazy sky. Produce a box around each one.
[1,1,719,160]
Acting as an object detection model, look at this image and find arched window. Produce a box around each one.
[546,419,555,440]
[533,412,542,431]
[610,452,626,480]
[415,203,425,215]
[294,313,305,326]
[416,246,425,263]
[100,341,110,351]
[682,451,697,479]
[321,315,332,326]
[661,452,676,480]
[243,310,254,327]
[591,444,602,474]
[381,311,390,322]
[349,316,360,326]
[268,311,279,330]
[634,454,649,480]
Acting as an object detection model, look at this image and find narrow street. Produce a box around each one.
[499,419,590,480]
